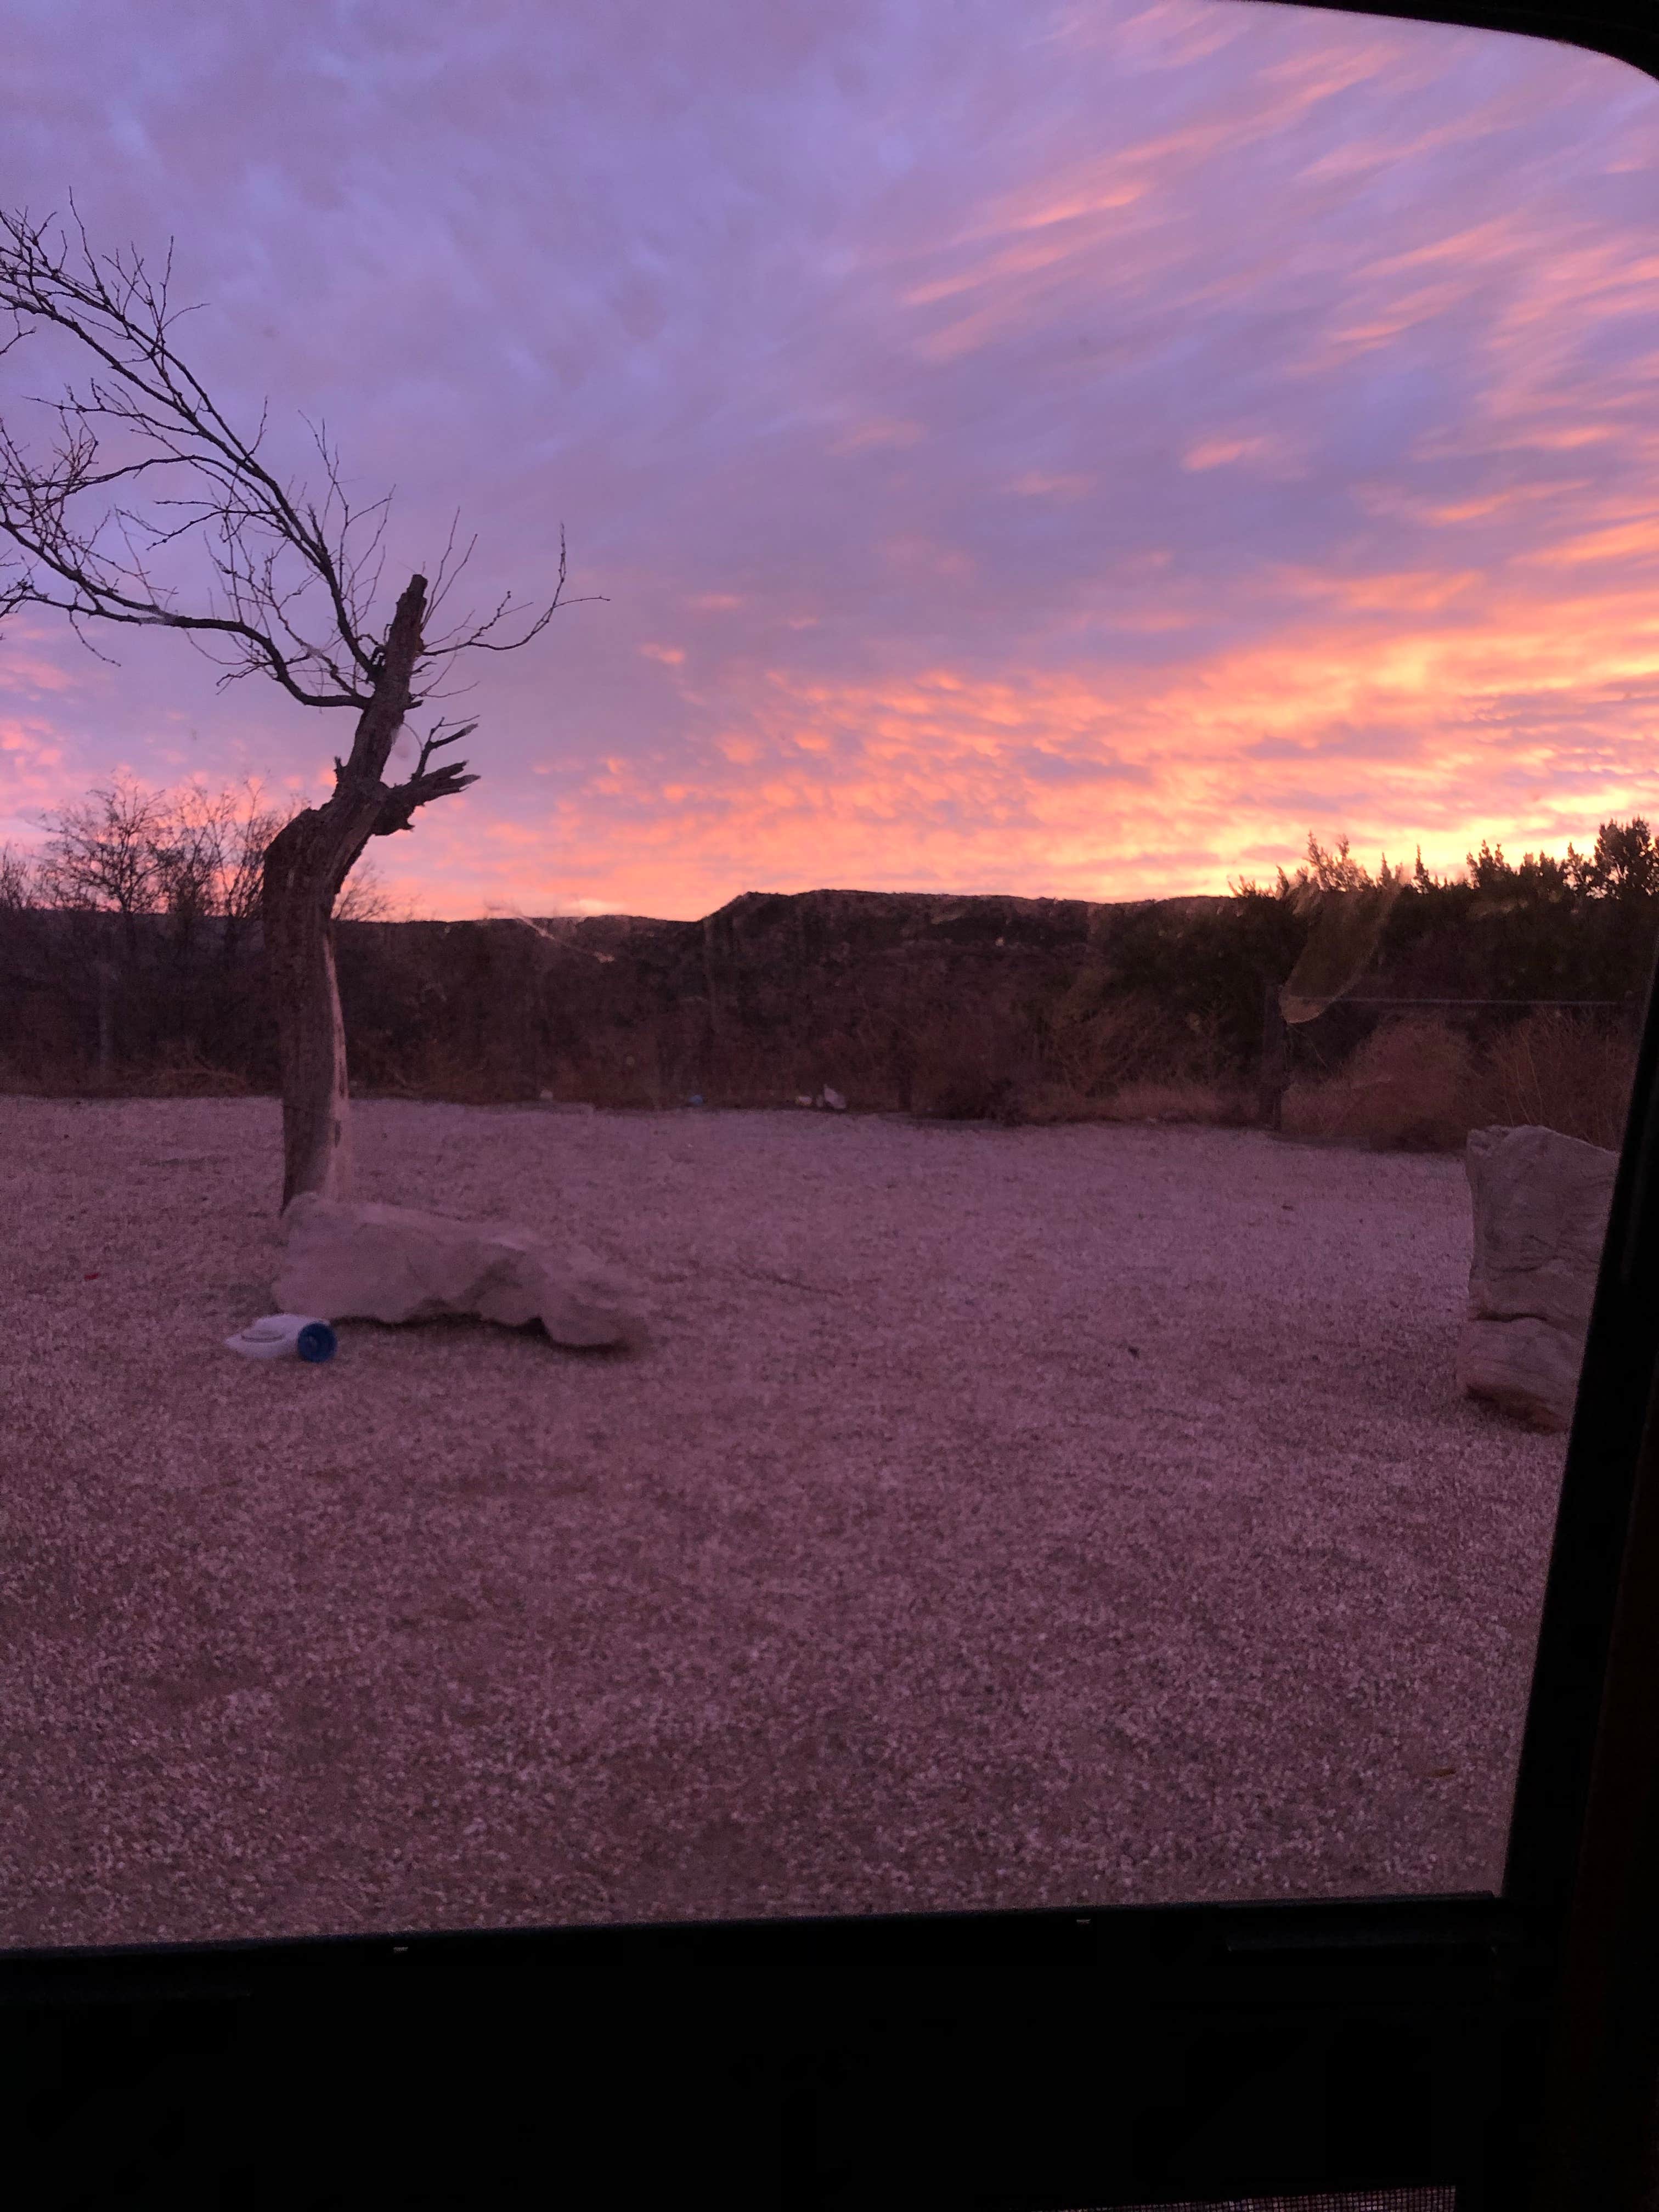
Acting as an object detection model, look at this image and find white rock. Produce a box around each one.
[820,1086,847,1111]
[1456,1124,1618,1432]
[794,1094,814,1108]
[274,1193,644,1351]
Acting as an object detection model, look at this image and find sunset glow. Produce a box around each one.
[2,0,1657,919]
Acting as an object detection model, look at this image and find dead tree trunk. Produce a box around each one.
[262,575,430,1213]
[1258,978,1288,1131]
[263,814,357,1208]
[0,206,573,1200]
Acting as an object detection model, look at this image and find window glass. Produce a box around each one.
[1,0,1654,1948]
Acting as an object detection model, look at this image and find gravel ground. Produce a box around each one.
[0,1096,1566,1950]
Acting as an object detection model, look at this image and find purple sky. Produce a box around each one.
[2,0,1657,922]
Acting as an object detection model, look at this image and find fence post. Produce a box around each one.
[96,955,114,1084]
[1258,979,1288,1131]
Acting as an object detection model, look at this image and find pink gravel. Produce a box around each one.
[0,1094,1566,1950]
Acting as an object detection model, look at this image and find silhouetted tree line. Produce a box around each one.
[1109,823,1659,1075]
[1,777,1656,1099]
[0,775,398,1088]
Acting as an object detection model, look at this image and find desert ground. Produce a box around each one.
[0,1095,1567,1950]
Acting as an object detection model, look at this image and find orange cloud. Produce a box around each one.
[1181,436,1279,472]
[409,560,1659,919]
[1519,518,1659,568]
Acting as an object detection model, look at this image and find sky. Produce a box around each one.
[2,0,1658,923]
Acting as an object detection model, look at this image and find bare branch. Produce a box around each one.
[420,507,471,627]
[365,714,481,836]
[0,204,381,699]
[418,520,607,663]
[412,716,478,780]
[1,200,601,943]
[370,758,480,838]
[334,857,400,921]
[27,774,170,923]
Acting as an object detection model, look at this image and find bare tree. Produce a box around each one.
[0,200,603,1207]
[0,836,56,1008]
[21,774,169,1077]
[0,840,46,910]
[19,771,391,931]
[4,770,399,1082]
[144,776,397,938]
[195,774,328,953]
[29,774,167,949]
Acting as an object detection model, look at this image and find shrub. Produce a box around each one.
[1476,1006,1638,1154]
[1281,1007,1638,1153]
[1282,1015,1481,1150]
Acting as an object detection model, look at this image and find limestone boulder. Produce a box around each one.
[274,1193,645,1351]
[1457,1124,1619,1432]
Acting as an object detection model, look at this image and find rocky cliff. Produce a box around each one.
[0,884,1254,1107]
[332,886,1244,1109]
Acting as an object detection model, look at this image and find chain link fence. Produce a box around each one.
[1257,989,1640,1130]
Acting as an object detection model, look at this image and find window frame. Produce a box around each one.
[7,6,1659,2204]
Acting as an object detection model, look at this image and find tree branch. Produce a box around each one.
[370,757,481,837]
[1,200,605,883]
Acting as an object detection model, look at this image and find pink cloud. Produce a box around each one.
[0,0,1654,919]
